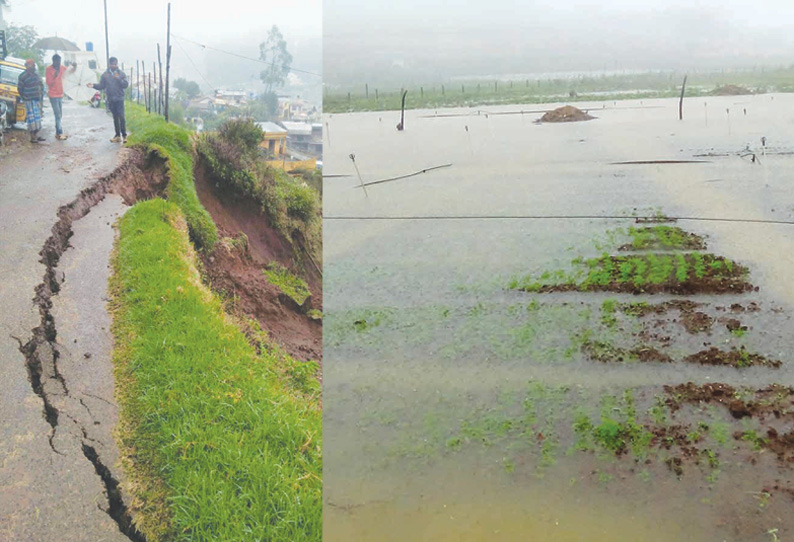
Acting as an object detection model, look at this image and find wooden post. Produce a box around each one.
[157,45,164,115]
[365,83,368,98]
[397,90,407,131]
[129,68,133,101]
[136,60,140,104]
[420,86,423,97]
[375,89,378,100]
[441,84,444,95]
[678,75,687,120]
[165,3,172,122]
[152,61,156,113]
[149,72,153,113]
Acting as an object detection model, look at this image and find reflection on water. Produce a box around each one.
[326,463,719,542]
[324,95,794,541]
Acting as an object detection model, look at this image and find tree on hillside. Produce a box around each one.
[7,22,37,54]
[174,77,201,99]
[259,25,292,94]
[6,23,43,68]
[242,91,278,122]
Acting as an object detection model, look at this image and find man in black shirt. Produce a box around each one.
[88,56,129,143]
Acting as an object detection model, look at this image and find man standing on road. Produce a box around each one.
[17,59,45,143]
[87,57,129,143]
[45,54,76,140]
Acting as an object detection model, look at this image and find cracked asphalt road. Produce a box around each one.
[0,102,133,542]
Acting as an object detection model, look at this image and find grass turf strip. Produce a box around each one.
[110,200,321,541]
[126,105,218,251]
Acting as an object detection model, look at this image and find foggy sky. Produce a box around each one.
[3,0,321,93]
[324,0,794,88]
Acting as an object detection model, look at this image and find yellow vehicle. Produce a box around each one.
[0,57,29,125]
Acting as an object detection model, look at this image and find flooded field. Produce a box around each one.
[323,95,794,541]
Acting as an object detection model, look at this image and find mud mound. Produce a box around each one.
[684,346,780,369]
[538,105,595,123]
[581,340,673,364]
[664,383,793,419]
[711,85,752,96]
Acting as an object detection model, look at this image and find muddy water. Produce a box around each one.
[324,95,794,541]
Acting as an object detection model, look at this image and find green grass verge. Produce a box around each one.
[110,200,321,541]
[126,104,218,251]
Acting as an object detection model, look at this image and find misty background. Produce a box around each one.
[324,0,794,89]
[2,0,321,103]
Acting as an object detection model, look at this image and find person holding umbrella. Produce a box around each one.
[17,59,45,143]
[87,56,129,143]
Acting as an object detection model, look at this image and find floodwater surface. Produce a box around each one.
[323,95,794,541]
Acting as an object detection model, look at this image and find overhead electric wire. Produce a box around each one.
[170,33,321,78]
[173,38,215,93]
[323,215,794,226]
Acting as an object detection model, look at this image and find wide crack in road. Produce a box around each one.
[1,103,144,541]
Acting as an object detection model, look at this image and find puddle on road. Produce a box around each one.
[324,95,794,541]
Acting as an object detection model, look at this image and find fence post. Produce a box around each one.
[165,3,172,122]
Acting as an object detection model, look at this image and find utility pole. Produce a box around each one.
[165,3,171,121]
[0,1,7,32]
[157,44,164,115]
[103,0,110,67]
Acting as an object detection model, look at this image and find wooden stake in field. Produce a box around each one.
[726,108,731,135]
[679,75,687,120]
[396,90,408,131]
[349,153,368,197]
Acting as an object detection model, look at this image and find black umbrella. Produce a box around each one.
[33,37,80,52]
